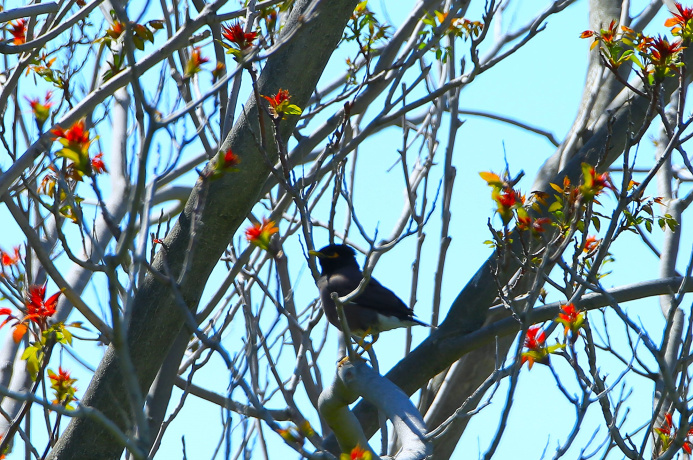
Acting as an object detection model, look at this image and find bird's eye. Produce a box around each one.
[325,252,339,259]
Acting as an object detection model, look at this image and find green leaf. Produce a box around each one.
[282,104,302,115]
[422,17,436,27]
[21,345,43,381]
[548,201,562,213]
[148,19,164,30]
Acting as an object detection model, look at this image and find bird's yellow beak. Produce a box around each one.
[309,249,338,258]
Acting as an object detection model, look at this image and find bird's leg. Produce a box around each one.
[355,330,378,355]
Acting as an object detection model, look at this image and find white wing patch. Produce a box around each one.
[376,313,417,332]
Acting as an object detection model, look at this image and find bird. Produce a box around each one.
[309,244,429,344]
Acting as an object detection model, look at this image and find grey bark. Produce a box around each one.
[319,360,432,459]
[47,1,358,458]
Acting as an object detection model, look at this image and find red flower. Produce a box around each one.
[520,324,565,370]
[0,285,61,343]
[498,189,522,208]
[516,215,531,230]
[51,120,96,176]
[261,89,302,119]
[532,217,551,233]
[263,89,290,109]
[210,149,241,179]
[556,303,586,341]
[25,285,61,325]
[665,3,693,31]
[9,19,27,45]
[26,92,53,131]
[559,304,579,323]
[0,308,16,329]
[48,366,75,387]
[90,153,108,174]
[524,325,546,350]
[222,22,257,50]
[348,444,372,460]
[493,188,524,225]
[0,246,21,267]
[649,36,683,64]
[657,413,673,436]
[245,218,279,251]
[580,163,613,201]
[51,120,91,147]
[222,149,240,168]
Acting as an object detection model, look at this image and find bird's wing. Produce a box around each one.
[322,270,361,298]
[357,277,414,318]
[323,267,414,317]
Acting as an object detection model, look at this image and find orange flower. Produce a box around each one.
[665,2,693,35]
[516,215,531,231]
[276,427,300,444]
[583,235,599,253]
[245,218,278,251]
[9,19,27,45]
[48,367,78,407]
[221,22,257,50]
[184,47,209,77]
[212,61,225,80]
[106,21,126,39]
[600,20,618,44]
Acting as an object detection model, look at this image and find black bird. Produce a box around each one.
[309,244,428,341]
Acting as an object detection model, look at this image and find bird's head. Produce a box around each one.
[309,244,359,274]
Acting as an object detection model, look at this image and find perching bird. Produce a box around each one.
[309,244,428,341]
